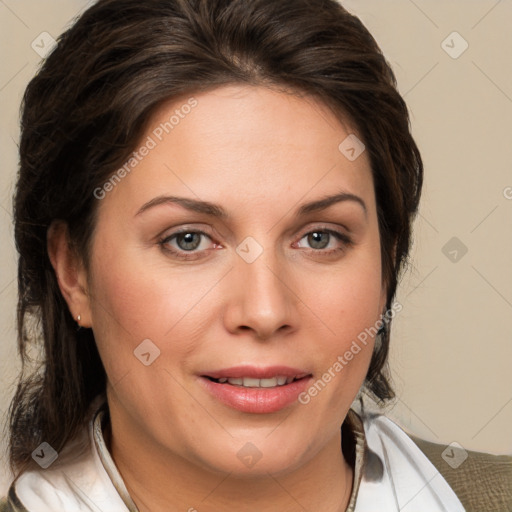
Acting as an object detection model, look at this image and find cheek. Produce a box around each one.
[87,239,221,381]
[296,245,384,398]
[298,278,381,415]
[311,276,380,371]
[304,249,383,344]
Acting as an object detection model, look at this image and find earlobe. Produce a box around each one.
[47,221,92,327]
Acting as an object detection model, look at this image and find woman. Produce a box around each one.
[2,0,510,510]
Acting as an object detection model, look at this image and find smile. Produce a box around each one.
[206,375,305,388]
[199,366,313,413]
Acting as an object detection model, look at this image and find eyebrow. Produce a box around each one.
[135,191,367,219]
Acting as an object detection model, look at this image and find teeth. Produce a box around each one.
[259,378,277,388]
[216,376,299,388]
[242,377,261,387]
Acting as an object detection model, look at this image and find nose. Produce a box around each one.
[222,249,300,340]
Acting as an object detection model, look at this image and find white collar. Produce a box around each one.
[354,413,465,511]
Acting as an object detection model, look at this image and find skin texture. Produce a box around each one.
[48,85,387,512]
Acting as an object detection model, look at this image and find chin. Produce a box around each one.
[190,432,314,477]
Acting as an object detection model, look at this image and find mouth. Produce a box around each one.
[199,366,313,413]
[203,375,309,388]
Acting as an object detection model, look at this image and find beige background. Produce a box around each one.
[1,0,511,495]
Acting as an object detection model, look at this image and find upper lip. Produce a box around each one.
[201,365,312,380]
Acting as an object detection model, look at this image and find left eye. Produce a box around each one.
[296,230,345,250]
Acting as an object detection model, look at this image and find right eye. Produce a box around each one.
[159,229,220,260]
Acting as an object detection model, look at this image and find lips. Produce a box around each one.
[199,365,313,413]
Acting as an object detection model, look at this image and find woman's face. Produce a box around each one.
[86,85,386,475]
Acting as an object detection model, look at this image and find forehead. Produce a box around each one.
[99,84,375,218]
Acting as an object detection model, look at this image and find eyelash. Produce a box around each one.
[158,227,354,261]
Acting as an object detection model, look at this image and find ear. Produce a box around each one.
[47,221,92,328]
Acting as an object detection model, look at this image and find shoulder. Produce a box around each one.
[408,433,512,512]
[1,427,95,512]
[2,397,130,512]
[353,410,511,511]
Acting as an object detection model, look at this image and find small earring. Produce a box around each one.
[77,314,81,324]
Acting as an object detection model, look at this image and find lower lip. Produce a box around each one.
[199,376,312,413]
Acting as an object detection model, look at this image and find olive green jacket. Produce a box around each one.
[408,435,512,512]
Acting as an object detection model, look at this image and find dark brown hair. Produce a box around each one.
[10,0,422,472]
